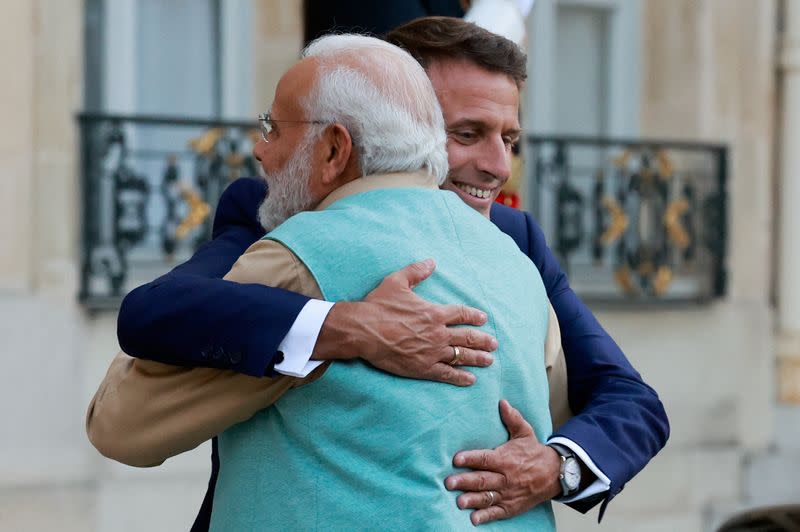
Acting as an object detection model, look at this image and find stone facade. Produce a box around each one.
[0,1,796,531]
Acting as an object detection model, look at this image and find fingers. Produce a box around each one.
[456,490,500,510]
[447,325,498,352]
[470,505,509,526]
[441,303,489,328]
[498,400,535,439]
[445,470,505,492]
[388,259,436,289]
[400,345,492,387]
[427,363,476,386]
[441,346,494,368]
[452,449,500,472]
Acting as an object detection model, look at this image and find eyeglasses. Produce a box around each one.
[257,112,328,142]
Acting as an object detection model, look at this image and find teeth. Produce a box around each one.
[455,182,492,199]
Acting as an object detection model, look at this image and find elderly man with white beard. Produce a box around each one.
[90,33,562,531]
[216,34,555,530]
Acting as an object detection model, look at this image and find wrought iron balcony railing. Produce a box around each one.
[527,135,727,303]
[77,113,727,309]
[78,112,259,310]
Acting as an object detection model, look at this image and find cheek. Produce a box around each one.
[261,149,290,176]
[446,141,470,173]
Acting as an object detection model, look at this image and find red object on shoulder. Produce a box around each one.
[495,191,520,209]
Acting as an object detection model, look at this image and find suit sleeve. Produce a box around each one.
[523,212,669,513]
[116,178,311,377]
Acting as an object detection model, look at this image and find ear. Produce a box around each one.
[319,124,354,185]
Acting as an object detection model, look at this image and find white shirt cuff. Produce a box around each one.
[273,299,334,378]
[546,436,611,503]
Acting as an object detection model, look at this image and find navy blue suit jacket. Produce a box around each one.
[118,178,668,529]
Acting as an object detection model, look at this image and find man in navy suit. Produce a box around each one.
[109,17,668,530]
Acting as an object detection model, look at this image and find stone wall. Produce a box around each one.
[252,0,303,114]
[556,1,787,531]
[0,1,213,530]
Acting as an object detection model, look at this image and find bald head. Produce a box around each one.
[302,35,439,128]
[298,34,448,183]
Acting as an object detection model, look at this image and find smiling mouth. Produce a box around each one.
[453,181,495,200]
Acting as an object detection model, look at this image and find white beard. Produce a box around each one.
[258,133,317,232]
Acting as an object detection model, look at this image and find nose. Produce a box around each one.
[475,136,511,182]
[252,139,266,162]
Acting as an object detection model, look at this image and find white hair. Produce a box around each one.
[300,34,448,184]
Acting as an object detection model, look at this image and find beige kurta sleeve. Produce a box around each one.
[86,239,328,467]
[544,303,572,431]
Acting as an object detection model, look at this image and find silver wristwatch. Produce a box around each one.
[548,443,581,497]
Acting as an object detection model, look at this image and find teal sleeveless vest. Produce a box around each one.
[211,186,555,531]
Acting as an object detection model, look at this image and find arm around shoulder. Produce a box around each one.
[523,211,669,506]
[116,178,310,376]
[88,239,327,467]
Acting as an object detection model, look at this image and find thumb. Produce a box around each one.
[395,258,436,289]
[499,399,535,439]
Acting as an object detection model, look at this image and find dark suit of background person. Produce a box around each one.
[304,0,465,45]
[118,177,669,530]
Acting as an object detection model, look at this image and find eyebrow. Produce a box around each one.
[446,119,487,131]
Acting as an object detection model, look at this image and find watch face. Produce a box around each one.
[564,458,581,491]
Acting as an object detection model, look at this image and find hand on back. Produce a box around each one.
[313,259,498,386]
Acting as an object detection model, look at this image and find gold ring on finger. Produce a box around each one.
[449,345,461,366]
